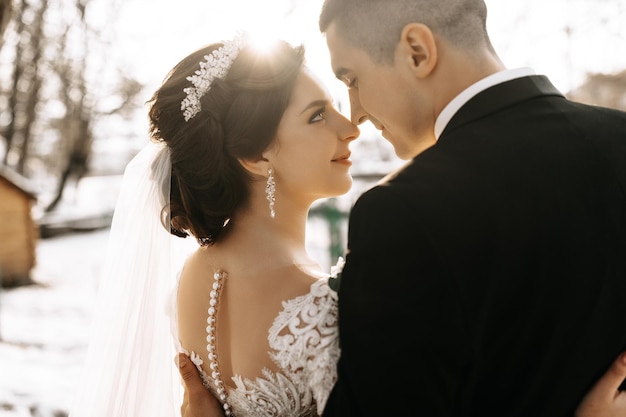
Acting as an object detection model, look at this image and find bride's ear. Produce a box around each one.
[238,156,271,178]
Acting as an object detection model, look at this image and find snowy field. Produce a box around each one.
[0,229,109,416]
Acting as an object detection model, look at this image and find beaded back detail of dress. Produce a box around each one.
[187,270,340,417]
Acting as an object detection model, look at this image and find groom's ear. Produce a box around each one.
[398,23,437,79]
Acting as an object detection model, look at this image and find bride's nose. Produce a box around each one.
[338,113,360,142]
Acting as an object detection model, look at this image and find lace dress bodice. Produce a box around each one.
[183,271,339,417]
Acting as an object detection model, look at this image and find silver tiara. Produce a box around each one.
[181,36,244,122]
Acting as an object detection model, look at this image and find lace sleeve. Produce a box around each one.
[269,279,340,414]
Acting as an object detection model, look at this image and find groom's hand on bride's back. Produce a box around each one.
[174,350,626,417]
[576,351,626,417]
[178,353,225,417]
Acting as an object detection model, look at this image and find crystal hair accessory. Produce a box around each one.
[181,36,244,122]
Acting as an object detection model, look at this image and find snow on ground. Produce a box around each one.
[0,229,109,417]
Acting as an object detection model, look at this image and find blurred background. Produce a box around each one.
[0,0,625,415]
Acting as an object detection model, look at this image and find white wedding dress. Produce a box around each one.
[177,272,340,417]
[69,143,340,417]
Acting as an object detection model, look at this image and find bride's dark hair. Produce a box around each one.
[147,39,305,245]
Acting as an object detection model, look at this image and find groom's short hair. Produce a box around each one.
[319,0,492,64]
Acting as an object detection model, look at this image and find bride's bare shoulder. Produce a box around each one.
[176,247,218,356]
[179,246,217,281]
[177,247,219,314]
[250,263,326,302]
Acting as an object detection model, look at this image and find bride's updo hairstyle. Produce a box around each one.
[147,39,305,245]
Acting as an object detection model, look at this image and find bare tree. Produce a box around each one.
[1,0,47,173]
[0,0,141,212]
[43,2,92,212]
[488,0,625,93]
[0,0,11,39]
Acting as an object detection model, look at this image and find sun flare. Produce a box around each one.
[245,29,284,55]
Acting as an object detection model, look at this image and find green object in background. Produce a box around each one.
[309,198,348,263]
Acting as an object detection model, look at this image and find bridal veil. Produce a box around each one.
[69,141,197,417]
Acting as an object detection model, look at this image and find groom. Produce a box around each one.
[178,0,626,415]
[318,0,626,416]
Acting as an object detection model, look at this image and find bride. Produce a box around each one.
[167,35,358,417]
[70,34,358,417]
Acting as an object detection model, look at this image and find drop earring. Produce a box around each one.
[265,167,276,219]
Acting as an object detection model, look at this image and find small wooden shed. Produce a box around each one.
[0,166,38,287]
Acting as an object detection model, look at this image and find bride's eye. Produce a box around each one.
[309,108,326,123]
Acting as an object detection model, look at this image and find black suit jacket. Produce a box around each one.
[323,75,626,417]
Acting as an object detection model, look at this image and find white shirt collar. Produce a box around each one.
[434,67,536,140]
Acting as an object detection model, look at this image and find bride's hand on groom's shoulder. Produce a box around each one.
[178,353,225,417]
[576,352,626,417]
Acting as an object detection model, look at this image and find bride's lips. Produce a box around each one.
[332,152,352,165]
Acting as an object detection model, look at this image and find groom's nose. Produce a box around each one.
[349,88,369,125]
